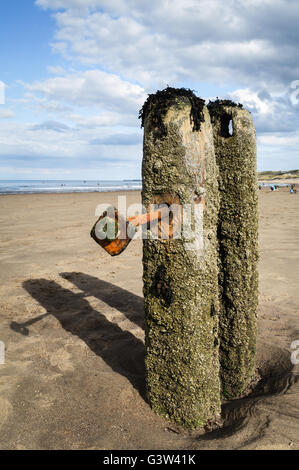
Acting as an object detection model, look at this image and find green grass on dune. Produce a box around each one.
[258,169,299,180]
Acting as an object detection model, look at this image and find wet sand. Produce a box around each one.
[0,188,298,449]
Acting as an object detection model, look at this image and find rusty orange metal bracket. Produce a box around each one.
[90,205,177,256]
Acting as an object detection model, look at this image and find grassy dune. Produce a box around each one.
[258,169,299,180]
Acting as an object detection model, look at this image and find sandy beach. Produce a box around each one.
[0,188,298,450]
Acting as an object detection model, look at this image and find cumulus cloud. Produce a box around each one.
[0,109,15,119]
[68,111,137,127]
[26,69,147,113]
[47,65,66,75]
[35,0,299,90]
[91,132,142,145]
[229,87,298,134]
[31,120,71,132]
[2,0,299,177]
[0,119,142,175]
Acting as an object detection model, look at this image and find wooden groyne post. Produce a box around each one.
[208,100,259,399]
[140,88,221,428]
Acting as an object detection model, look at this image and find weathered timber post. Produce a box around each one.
[139,88,221,428]
[208,100,259,399]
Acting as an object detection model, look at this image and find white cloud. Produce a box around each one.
[34,0,299,90]
[27,70,147,112]
[259,133,299,147]
[31,120,71,132]
[0,81,6,104]
[230,88,275,115]
[229,87,299,134]
[47,65,66,75]
[2,0,298,177]
[68,111,137,127]
[0,118,142,162]
[0,109,15,119]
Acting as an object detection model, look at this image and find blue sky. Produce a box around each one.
[0,2,55,84]
[0,0,299,180]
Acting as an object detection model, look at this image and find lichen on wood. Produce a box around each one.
[208,100,259,399]
[142,88,221,428]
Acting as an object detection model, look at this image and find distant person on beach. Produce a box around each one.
[290,184,297,194]
[270,184,275,191]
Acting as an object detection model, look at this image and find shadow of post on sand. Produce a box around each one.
[60,272,144,330]
[19,277,145,398]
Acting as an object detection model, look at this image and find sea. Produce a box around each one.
[0,180,293,195]
[0,180,142,195]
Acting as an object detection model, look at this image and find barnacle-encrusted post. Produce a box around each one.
[140,88,221,428]
[208,100,259,399]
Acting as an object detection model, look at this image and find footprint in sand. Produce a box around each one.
[49,348,74,372]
